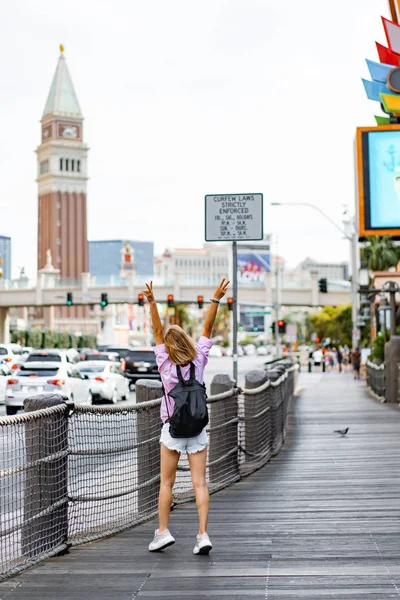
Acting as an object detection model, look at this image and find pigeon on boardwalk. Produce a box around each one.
[334,427,349,435]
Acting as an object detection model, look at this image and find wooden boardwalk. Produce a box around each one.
[3,372,400,599]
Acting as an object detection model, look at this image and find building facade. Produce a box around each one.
[294,257,349,282]
[89,240,154,281]
[0,236,11,280]
[154,244,230,285]
[37,45,89,280]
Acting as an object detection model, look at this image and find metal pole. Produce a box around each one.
[350,228,360,350]
[232,241,238,383]
[274,261,281,357]
[390,290,397,337]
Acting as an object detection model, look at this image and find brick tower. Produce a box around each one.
[37,45,89,280]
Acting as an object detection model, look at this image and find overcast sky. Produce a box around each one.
[0,0,390,277]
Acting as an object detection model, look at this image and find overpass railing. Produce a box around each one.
[0,360,298,580]
[366,360,386,401]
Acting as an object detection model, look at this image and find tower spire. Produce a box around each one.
[42,46,82,118]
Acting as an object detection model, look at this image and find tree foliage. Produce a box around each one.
[310,304,352,347]
[361,236,400,272]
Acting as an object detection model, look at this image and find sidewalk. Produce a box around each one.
[3,372,400,599]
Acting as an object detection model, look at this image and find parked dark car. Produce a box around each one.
[106,347,160,386]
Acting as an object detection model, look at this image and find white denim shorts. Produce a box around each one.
[160,422,208,454]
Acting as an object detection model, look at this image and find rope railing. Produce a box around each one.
[0,359,297,580]
[366,360,386,401]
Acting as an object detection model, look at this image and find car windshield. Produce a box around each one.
[17,366,59,377]
[85,354,111,361]
[131,351,156,362]
[107,348,129,358]
[26,354,62,362]
[79,365,106,373]
[0,348,8,355]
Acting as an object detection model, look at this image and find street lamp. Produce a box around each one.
[271,201,360,349]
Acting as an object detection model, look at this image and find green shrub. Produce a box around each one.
[59,332,70,349]
[30,328,42,349]
[44,330,58,349]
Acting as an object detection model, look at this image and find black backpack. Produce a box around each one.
[165,362,209,438]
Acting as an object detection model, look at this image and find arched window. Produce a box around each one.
[59,158,63,171]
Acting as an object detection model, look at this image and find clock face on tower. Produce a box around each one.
[42,125,52,141]
[61,125,78,138]
[57,122,81,140]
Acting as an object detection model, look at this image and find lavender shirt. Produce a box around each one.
[154,336,214,423]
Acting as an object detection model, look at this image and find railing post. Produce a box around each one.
[384,336,400,403]
[209,374,237,488]
[135,380,163,517]
[243,369,270,466]
[22,393,70,559]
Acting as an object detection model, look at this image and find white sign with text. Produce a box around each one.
[205,193,263,241]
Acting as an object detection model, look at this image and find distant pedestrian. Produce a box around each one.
[336,346,343,373]
[312,347,323,368]
[142,278,230,556]
[342,347,350,372]
[325,348,332,372]
[351,348,361,380]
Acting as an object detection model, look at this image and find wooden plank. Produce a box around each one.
[6,373,400,598]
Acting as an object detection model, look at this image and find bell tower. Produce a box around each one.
[37,45,89,278]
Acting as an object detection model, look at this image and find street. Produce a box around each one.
[0,356,269,416]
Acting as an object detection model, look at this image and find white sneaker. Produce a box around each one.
[193,533,212,555]
[148,529,175,552]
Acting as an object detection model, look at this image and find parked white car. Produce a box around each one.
[78,361,130,404]
[209,345,224,358]
[24,349,81,365]
[0,344,23,369]
[225,346,244,357]
[256,346,269,356]
[244,344,257,356]
[5,362,91,415]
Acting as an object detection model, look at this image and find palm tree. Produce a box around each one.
[361,236,400,272]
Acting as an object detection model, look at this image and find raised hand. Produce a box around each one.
[213,278,230,301]
[141,281,155,303]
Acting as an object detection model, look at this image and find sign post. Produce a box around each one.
[205,193,263,383]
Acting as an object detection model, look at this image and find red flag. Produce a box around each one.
[376,42,400,66]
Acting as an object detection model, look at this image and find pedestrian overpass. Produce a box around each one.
[0,271,350,342]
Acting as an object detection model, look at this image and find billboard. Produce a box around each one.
[357,125,400,237]
[237,252,270,286]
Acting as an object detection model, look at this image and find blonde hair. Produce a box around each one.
[164,325,197,365]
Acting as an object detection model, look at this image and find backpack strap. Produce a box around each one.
[189,362,196,382]
[176,363,196,384]
[176,364,185,383]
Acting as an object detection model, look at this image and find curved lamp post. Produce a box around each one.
[271,202,359,349]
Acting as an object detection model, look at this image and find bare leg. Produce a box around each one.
[159,444,180,533]
[188,448,209,535]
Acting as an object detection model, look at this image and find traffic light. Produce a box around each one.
[197,295,204,309]
[167,294,174,308]
[101,293,108,308]
[278,319,286,334]
[318,278,328,293]
[66,292,73,306]
[227,297,234,311]
[138,293,144,307]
